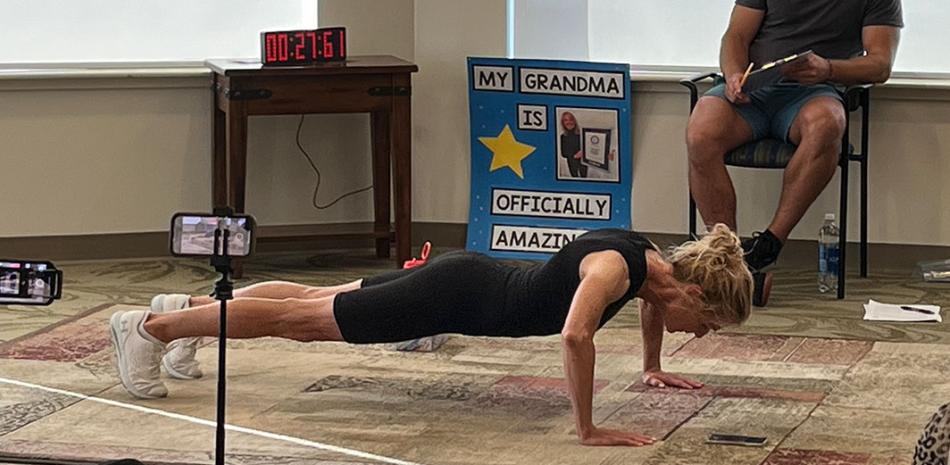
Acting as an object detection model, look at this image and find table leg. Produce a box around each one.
[371,111,393,259]
[225,102,249,214]
[212,106,227,208]
[391,75,412,265]
[225,100,249,277]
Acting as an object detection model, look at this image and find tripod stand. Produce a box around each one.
[209,221,235,465]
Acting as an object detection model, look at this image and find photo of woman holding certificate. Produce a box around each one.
[556,108,620,182]
[559,111,588,178]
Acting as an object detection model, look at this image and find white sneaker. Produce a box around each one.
[151,294,204,380]
[109,310,167,399]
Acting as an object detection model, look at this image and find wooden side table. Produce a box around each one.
[206,56,417,272]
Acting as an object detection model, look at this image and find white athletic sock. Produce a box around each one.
[136,312,167,347]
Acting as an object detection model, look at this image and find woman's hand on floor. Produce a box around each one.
[641,370,704,389]
[580,427,656,447]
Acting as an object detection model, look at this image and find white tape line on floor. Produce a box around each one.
[0,376,423,465]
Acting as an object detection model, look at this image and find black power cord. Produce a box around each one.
[294,114,374,210]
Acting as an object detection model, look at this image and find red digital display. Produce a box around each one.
[260,27,347,66]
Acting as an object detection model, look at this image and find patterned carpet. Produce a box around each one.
[0,249,947,465]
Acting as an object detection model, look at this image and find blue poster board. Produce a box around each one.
[467,57,632,260]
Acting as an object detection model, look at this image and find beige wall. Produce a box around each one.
[318,0,508,222]
[411,0,508,221]
[0,84,211,236]
[1,4,949,247]
[0,81,384,236]
[318,0,414,61]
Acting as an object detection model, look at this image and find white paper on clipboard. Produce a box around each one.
[742,50,814,92]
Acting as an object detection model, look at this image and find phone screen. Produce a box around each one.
[171,215,254,257]
[0,266,20,296]
[0,261,56,305]
[706,433,767,447]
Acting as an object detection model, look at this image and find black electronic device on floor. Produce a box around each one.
[0,259,62,306]
[706,433,768,447]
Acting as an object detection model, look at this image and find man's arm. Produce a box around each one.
[720,5,765,103]
[561,251,653,447]
[830,26,900,84]
[783,26,900,85]
[721,5,765,80]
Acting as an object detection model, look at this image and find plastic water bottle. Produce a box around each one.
[818,213,840,293]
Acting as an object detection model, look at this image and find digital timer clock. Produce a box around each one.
[260,27,346,66]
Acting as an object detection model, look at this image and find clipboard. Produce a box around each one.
[741,50,814,93]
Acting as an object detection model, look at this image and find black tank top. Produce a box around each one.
[490,228,655,337]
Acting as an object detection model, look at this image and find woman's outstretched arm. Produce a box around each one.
[637,251,705,389]
[561,251,655,447]
[639,301,665,373]
[639,302,703,389]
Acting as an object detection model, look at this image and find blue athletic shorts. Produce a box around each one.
[705,81,843,143]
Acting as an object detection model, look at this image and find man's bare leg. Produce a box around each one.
[686,97,756,231]
[767,97,846,241]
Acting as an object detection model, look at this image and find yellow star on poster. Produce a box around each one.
[478,124,536,179]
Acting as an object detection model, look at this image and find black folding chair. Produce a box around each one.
[679,73,870,299]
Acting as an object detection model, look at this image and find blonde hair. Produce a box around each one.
[666,224,752,326]
[560,111,580,134]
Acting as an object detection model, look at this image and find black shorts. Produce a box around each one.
[332,251,508,343]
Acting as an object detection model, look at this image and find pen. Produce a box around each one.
[740,62,754,88]
[900,306,937,315]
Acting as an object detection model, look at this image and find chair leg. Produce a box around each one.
[689,195,698,240]
[860,157,868,277]
[838,162,849,299]
[860,88,871,278]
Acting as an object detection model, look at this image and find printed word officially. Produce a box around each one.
[520,68,625,99]
[492,189,611,220]
[491,225,587,253]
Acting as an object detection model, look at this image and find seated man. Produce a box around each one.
[687,0,903,304]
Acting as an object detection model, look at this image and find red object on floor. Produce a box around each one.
[402,241,432,269]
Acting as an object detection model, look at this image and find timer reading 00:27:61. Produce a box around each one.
[260,27,346,66]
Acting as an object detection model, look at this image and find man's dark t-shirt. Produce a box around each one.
[735,0,903,66]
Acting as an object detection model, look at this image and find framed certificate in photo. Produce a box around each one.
[582,128,611,169]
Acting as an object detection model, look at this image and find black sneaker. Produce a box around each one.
[752,271,773,307]
[742,229,783,272]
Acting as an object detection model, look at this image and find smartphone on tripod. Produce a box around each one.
[170,213,256,258]
[168,210,256,465]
